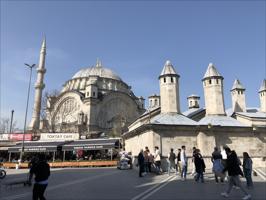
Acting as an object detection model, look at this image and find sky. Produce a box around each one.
[0,0,265,129]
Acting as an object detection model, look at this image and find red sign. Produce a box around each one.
[9,134,32,141]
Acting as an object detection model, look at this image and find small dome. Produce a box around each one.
[72,65,122,81]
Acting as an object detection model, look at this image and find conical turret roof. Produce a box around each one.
[231,79,245,91]
[259,79,266,92]
[202,63,223,80]
[159,60,179,78]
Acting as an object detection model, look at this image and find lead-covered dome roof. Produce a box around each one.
[72,60,122,81]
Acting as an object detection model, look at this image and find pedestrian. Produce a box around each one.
[143,147,149,174]
[194,149,205,183]
[154,146,161,174]
[191,147,197,176]
[167,148,176,176]
[175,149,181,175]
[243,152,253,189]
[29,153,50,200]
[180,145,188,180]
[211,147,225,184]
[221,147,251,200]
[147,150,152,173]
[137,149,145,177]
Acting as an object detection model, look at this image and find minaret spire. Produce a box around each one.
[28,37,47,130]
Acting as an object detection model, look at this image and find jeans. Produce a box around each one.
[226,176,249,195]
[195,172,204,183]
[168,161,175,175]
[33,183,47,200]
[155,161,161,174]
[244,169,253,187]
[181,164,187,179]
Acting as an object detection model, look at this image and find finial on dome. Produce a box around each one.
[96,58,102,68]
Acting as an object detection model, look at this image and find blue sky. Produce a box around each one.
[0,0,265,129]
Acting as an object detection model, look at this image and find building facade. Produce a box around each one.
[123,61,266,169]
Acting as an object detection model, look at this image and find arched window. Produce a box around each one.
[209,79,212,84]
[171,77,173,83]
[216,79,219,84]
[164,77,166,83]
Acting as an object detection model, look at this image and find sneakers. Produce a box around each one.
[242,194,251,200]
[221,192,229,198]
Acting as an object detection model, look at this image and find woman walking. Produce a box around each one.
[243,152,253,188]
[194,149,206,183]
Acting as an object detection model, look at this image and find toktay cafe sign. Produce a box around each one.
[40,133,79,141]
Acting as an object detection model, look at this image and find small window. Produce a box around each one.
[171,77,173,83]
[93,92,95,96]
[216,79,219,84]
[241,91,243,94]
[209,79,212,84]
[164,77,166,83]
[87,92,89,96]
[238,91,240,95]
[155,99,158,105]
[190,101,192,106]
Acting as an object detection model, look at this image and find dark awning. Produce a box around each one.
[8,141,68,153]
[62,139,120,151]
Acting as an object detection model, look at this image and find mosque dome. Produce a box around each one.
[72,60,122,81]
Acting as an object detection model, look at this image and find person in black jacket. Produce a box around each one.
[194,149,205,183]
[29,153,50,200]
[137,149,145,177]
[221,147,251,200]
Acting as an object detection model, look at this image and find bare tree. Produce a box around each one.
[0,117,17,134]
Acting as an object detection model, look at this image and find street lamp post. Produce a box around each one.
[19,63,36,162]
[9,109,14,134]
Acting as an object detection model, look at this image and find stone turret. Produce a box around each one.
[230,79,246,112]
[159,60,180,114]
[187,94,200,109]
[28,38,47,130]
[148,94,160,109]
[202,63,226,116]
[259,79,266,112]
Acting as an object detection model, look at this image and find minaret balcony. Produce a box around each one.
[37,68,46,73]
[35,83,45,89]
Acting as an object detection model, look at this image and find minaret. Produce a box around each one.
[230,79,246,112]
[202,63,226,116]
[259,79,266,112]
[159,60,180,113]
[28,38,47,130]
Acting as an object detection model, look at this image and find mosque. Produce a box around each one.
[27,39,265,167]
[28,39,145,138]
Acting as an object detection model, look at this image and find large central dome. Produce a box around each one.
[72,61,122,81]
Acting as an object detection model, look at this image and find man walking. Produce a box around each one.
[176,149,181,175]
[154,146,161,174]
[167,148,176,175]
[221,147,251,200]
[29,154,50,200]
[180,145,188,180]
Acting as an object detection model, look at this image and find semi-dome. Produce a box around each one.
[72,61,122,81]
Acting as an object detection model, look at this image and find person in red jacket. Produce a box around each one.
[221,147,251,200]
[29,154,50,200]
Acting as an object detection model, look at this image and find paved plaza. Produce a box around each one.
[0,167,265,200]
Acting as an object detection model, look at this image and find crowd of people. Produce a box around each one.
[137,145,253,200]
